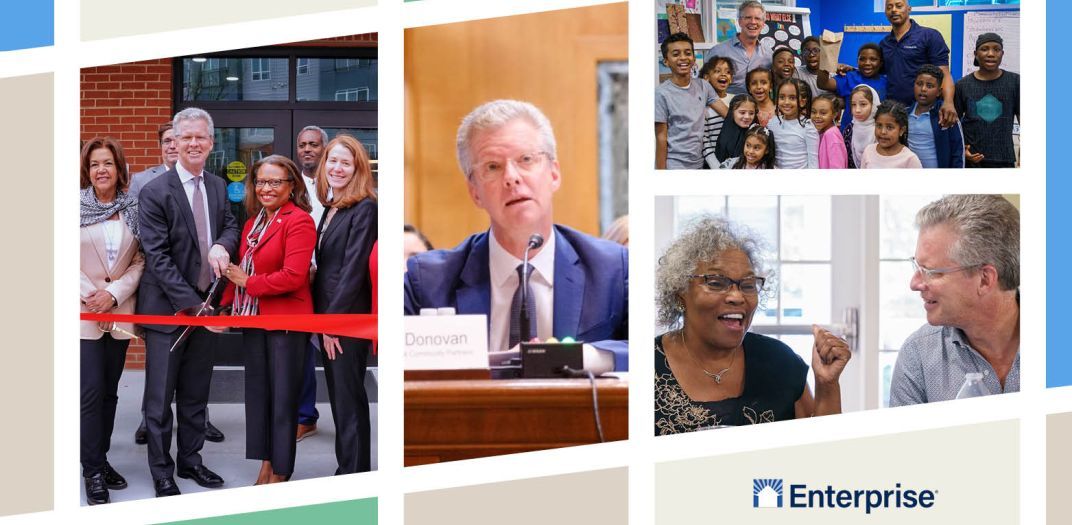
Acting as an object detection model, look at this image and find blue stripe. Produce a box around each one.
[0,3,53,51]
[1048,0,1067,387]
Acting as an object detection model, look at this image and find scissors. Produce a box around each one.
[168,278,224,353]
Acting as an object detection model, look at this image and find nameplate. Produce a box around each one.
[404,314,488,370]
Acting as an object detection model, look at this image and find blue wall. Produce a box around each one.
[1049,0,1068,388]
[804,1,1018,82]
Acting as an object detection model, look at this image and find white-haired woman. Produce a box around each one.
[654,215,850,435]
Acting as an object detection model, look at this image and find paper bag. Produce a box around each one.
[667,4,689,37]
[819,29,844,74]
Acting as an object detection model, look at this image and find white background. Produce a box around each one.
[0,0,1046,522]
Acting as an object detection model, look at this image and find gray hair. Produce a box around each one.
[173,107,214,137]
[455,99,557,179]
[655,215,773,328]
[738,0,766,18]
[298,125,328,146]
[916,194,1019,290]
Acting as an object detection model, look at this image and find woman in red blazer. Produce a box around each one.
[220,155,316,484]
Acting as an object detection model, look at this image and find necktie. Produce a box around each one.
[509,263,537,349]
[192,174,213,291]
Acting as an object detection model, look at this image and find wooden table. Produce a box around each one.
[404,377,628,466]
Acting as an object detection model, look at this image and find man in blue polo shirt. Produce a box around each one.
[881,0,958,127]
[709,0,772,95]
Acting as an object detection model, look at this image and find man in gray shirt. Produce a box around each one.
[889,195,1019,406]
[129,122,178,199]
[708,0,772,95]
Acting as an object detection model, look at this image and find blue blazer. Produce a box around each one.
[405,225,629,371]
[911,99,965,169]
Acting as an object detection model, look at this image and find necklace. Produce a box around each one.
[680,330,737,384]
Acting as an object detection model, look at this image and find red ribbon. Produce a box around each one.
[80,313,377,341]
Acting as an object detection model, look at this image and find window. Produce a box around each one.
[251,58,270,81]
[299,58,378,102]
[878,195,940,407]
[297,58,310,75]
[874,0,1018,11]
[181,57,287,101]
[335,58,363,71]
[335,87,370,102]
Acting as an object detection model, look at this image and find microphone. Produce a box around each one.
[520,234,544,344]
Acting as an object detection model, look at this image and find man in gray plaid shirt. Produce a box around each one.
[889,195,1019,407]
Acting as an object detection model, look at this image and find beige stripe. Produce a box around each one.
[0,73,53,516]
[406,468,628,524]
[81,0,376,40]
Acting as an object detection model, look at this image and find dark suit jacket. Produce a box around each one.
[137,168,240,332]
[221,200,316,315]
[313,199,378,316]
[404,225,629,371]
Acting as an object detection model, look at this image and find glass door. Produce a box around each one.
[201,109,292,226]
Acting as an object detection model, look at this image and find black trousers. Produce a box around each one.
[321,336,371,474]
[80,334,129,476]
[243,329,305,475]
[143,328,215,480]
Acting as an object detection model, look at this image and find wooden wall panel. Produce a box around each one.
[404,3,627,249]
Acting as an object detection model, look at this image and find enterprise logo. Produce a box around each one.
[752,479,936,514]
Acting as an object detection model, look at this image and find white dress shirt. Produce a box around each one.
[302,171,326,228]
[488,229,555,352]
[175,162,214,249]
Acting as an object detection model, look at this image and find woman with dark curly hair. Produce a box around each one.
[654,215,850,435]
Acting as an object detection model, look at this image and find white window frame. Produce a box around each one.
[251,58,270,81]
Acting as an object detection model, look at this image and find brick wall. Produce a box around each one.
[80,59,174,176]
[81,59,173,369]
[80,34,377,369]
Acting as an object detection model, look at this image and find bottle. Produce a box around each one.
[955,372,990,399]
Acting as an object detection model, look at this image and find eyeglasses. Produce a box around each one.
[910,257,979,282]
[802,47,821,56]
[689,274,766,295]
[254,178,291,189]
[470,151,550,183]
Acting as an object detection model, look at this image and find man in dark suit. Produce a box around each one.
[131,121,225,446]
[404,100,628,371]
[137,107,240,497]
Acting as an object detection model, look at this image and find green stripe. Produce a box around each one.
[160,498,376,524]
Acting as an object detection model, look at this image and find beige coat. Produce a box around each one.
[80,220,144,340]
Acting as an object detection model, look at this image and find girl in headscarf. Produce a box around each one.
[714,94,759,165]
[845,84,881,169]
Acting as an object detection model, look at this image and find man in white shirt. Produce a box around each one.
[294,125,327,442]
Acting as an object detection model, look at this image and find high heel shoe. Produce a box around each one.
[254,461,272,485]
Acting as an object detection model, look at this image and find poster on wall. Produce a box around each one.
[758,7,812,67]
[962,10,1019,77]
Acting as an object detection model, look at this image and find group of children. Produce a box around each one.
[655,30,1019,170]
